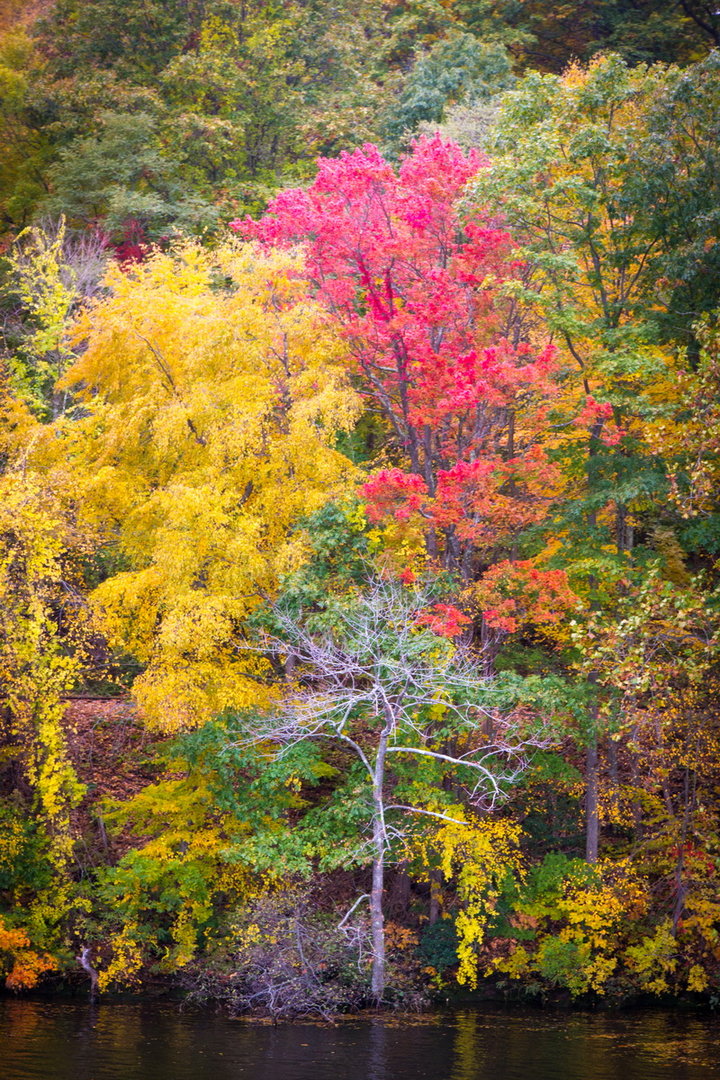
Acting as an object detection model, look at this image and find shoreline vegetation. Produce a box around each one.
[2,0,720,1021]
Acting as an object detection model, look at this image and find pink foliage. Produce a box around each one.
[236,135,560,573]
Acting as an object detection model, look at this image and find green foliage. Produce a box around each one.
[91,714,359,985]
[45,112,218,239]
[91,727,263,984]
[38,0,206,82]
[25,0,393,231]
[385,34,513,144]
[0,798,53,898]
[624,52,720,354]
[418,918,459,971]
[1,219,77,415]
[0,29,52,230]
[274,500,376,615]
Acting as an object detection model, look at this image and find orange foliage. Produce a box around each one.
[0,918,55,990]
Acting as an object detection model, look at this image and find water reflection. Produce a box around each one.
[1,1000,719,1080]
[368,1017,388,1080]
[452,1011,478,1080]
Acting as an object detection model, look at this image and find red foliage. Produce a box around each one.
[112,218,149,265]
[473,560,579,634]
[574,395,625,446]
[235,136,560,575]
[416,602,472,639]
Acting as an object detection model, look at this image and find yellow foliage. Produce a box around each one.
[33,241,361,730]
[687,964,709,993]
[97,925,145,993]
[492,858,648,997]
[415,816,524,989]
[646,320,720,520]
[94,768,274,988]
[624,920,678,994]
[0,471,87,872]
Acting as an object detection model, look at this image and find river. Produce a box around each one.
[1,1000,719,1079]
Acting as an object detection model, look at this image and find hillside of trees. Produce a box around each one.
[1,0,720,1014]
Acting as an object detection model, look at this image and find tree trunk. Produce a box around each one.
[77,946,99,1002]
[370,726,389,1001]
[370,818,386,1001]
[585,735,599,864]
[388,862,411,918]
[429,869,442,925]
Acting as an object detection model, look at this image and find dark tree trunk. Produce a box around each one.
[429,869,442,925]
[585,735,599,864]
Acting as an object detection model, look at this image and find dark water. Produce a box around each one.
[1,1000,719,1080]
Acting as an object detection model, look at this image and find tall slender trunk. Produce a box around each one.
[585,734,599,864]
[429,869,442,924]
[370,817,386,1000]
[370,726,389,1001]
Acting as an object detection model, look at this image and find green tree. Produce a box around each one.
[37,0,206,82]
[631,51,720,357]
[384,33,513,145]
[0,29,53,232]
[465,55,702,861]
[45,111,218,239]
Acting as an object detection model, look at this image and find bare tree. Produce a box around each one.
[242,578,547,1001]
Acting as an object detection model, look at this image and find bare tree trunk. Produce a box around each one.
[370,726,389,1001]
[77,946,99,1002]
[370,818,386,1001]
[371,721,395,997]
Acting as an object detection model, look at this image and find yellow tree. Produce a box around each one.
[0,463,91,974]
[37,242,361,731]
[0,470,86,859]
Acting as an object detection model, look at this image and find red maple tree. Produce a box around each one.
[235,136,562,598]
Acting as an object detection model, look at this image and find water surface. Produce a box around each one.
[1,1000,719,1080]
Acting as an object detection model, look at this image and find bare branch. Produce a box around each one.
[337,893,371,929]
[385,805,471,826]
